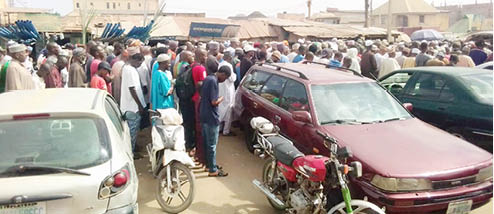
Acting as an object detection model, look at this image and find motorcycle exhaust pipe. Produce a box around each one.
[252,179,285,207]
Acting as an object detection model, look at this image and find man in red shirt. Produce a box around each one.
[191,49,208,166]
[91,61,111,90]
[44,56,67,88]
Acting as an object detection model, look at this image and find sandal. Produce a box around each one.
[208,169,229,177]
[204,165,223,172]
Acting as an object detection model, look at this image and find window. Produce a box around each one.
[398,15,408,27]
[259,75,288,105]
[311,83,411,125]
[127,2,131,9]
[105,97,124,136]
[76,2,80,8]
[280,80,309,112]
[139,3,141,7]
[405,73,445,99]
[106,2,110,9]
[113,2,116,9]
[381,16,386,25]
[90,2,93,6]
[380,72,413,95]
[243,70,271,93]
[419,15,425,23]
[0,118,111,175]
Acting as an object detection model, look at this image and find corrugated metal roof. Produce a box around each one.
[373,0,439,15]
[235,20,274,39]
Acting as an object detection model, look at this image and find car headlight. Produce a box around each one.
[475,165,493,182]
[371,175,432,192]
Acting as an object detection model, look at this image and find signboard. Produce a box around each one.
[189,22,240,38]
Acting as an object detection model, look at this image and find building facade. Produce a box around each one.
[371,0,449,35]
[72,0,159,14]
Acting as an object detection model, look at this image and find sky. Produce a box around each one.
[18,0,493,17]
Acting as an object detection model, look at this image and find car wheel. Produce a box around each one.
[244,121,256,153]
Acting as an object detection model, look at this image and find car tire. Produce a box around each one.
[244,120,256,153]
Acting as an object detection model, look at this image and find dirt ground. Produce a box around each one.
[134,127,492,214]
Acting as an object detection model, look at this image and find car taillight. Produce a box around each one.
[99,165,131,199]
[13,113,50,120]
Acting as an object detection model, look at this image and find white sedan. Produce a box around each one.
[0,88,138,214]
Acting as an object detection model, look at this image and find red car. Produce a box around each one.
[235,63,492,213]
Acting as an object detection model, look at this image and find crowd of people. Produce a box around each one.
[0,36,492,177]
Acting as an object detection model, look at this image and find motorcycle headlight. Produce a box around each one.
[371,175,432,192]
[475,165,493,182]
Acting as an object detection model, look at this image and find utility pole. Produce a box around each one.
[365,0,369,27]
[143,0,148,25]
[386,0,392,41]
[307,0,312,19]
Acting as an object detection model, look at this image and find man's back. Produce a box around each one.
[200,75,219,125]
[469,49,488,66]
[415,53,432,67]
[240,57,253,80]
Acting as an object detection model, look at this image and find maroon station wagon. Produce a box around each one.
[235,63,493,213]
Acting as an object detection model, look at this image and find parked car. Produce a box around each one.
[476,61,493,70]
[379,67,493,152]
[0,89,138,214]
[235,63,493,213]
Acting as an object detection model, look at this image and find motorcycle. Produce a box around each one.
[148,109,196,213]
[250,117,385,214]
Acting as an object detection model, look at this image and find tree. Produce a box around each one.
[80,0,97,45]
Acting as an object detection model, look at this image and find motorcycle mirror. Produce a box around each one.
[349,161,362,178]
[337,147,353,159]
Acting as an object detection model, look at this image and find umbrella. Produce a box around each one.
[410,29,444,41]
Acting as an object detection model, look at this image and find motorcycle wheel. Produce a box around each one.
[327,199,385,214]
[262,158,288,210]
[155,162,196,214]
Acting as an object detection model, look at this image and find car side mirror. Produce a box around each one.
[337,147,353,159]
[349,161,362,178]
[403,103,413,112]
[122,112,129,121]
[292,111,312,124]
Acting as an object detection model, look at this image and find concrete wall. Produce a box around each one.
[437,3,493,27]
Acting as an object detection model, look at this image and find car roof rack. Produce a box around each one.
[305,61,364,78]
[259,63,309,80]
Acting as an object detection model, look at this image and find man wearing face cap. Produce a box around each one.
[69,48,87,87]
[3,44,35,92]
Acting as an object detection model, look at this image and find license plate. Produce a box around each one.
[0,202,46,214]
[446,200,472,214]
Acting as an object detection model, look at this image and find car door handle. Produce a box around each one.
[437,107,446,111]
[274,115,281,124]
[253,102,258,109]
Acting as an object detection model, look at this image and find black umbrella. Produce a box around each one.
[411,29,444,41]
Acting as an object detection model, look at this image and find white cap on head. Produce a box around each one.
[157,43,166,48]
[9,44,26,53]
[244,45,255,53]
[365,40,373,47]
[156,53,170,62]
[127,46,140,56]
[59,49,70,57]
[411,48,420,54]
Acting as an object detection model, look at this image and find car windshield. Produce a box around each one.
[460,73,493,104]
[0,118,110,176]
[311,82,412,125]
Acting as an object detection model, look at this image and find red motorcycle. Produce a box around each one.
[250,117,385,214]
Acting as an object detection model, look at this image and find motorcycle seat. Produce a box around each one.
[268,136,304,166]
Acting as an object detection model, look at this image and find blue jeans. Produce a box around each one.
[126,111,141,153]
[201,123,219,173]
